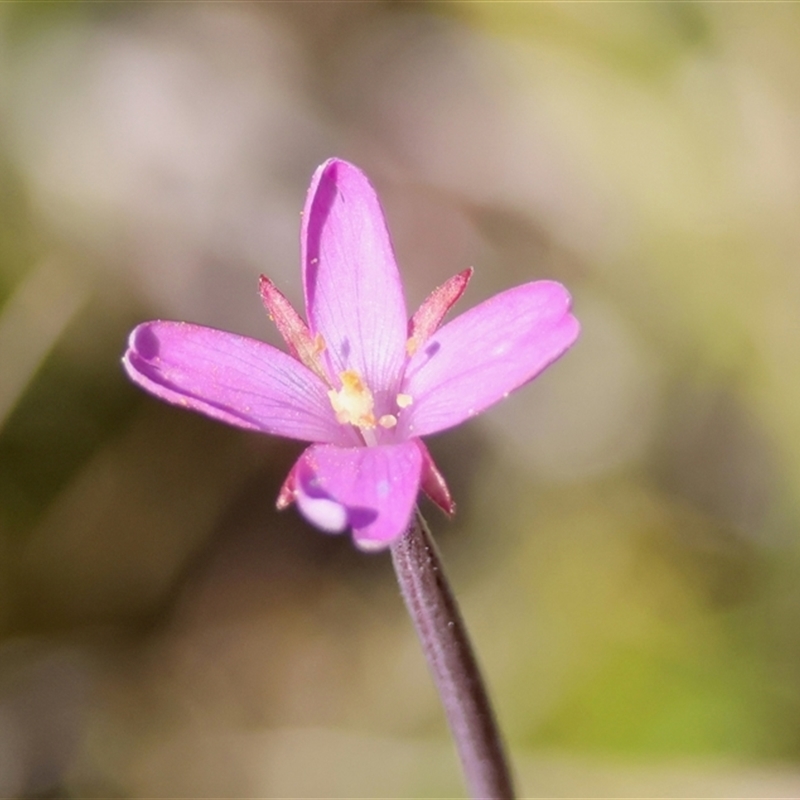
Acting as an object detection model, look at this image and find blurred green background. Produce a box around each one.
[2,2,800,797]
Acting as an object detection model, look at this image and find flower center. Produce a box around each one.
[328,370,377,429]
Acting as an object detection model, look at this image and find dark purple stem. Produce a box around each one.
[390,508,516,800]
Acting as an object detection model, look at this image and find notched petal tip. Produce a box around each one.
[314,157,370,187]
[126,321,162,362]
[122,322,166,387]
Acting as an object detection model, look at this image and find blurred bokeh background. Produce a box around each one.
[2,2,800,797]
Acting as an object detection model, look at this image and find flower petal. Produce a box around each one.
[293,441,423,550]
[400,281,580,438]
[123,321,356,445]
[302,159,408,394]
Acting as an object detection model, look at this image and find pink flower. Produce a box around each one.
[123,159,580,550]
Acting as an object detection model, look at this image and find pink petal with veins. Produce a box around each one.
[401,281,580,438]
[293,441,423,550]
[302,159,408,394]
[123,321,356,445]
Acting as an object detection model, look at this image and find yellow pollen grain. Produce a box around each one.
[328,370,376,429]
[396,393,413,408]
[405,338,419,356]
[379,414,397,429]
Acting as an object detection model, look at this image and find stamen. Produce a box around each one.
[328,370,376,429]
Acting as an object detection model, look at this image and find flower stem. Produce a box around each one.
[390,508,516,800]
